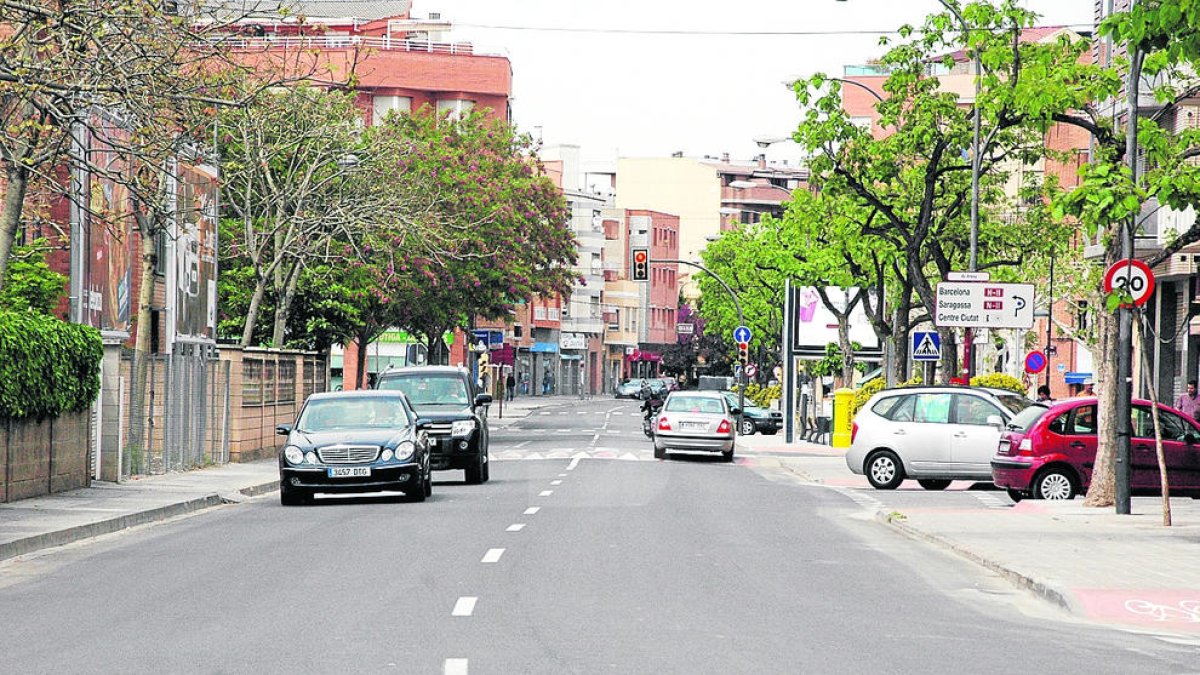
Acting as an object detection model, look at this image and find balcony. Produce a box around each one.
[211,35,501,57]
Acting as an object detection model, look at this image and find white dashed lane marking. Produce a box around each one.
[567,457,581,470]
[551,480,562,485]
[506,523,526,532]
[481,548,504,563]
[452,597,477,617]
[539,490,554,497]
[524,507,540,515]
[444,658,469,675]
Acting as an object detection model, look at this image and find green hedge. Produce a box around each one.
[0,310,103,420]
[969,373,1027,395]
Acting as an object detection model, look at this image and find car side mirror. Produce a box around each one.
[475,393,493,407]
[276,423,292,436]
[986,415,1004,430]
[730,407,742,416]
[415,417,433,430]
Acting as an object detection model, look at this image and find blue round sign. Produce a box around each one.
[1024,350,1047,374]
[733,326,752,344]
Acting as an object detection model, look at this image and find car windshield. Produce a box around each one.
[666,396,726,414]
[994,393,1038,416]
[723,393,755,410]
[296,397,410,432]
[1006,403,1049,432]
[379,374,470,406]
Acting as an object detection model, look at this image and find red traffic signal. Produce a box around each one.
[737,341,749,365]
[631,247,649,281]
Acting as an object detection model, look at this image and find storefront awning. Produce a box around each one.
[1064,371,1093,385]
[531,342,558,353]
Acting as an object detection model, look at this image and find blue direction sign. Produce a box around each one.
[733,325,753,344]
[911,331,941,362]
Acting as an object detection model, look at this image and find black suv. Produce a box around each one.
[376,366,492,483]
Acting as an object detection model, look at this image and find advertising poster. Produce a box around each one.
[792,286,881,350]
[172,161,219,344]
[84,117,134,333]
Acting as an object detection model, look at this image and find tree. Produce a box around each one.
[0,240,66,314]
[790,1,1081,382]
[696,225,785,365]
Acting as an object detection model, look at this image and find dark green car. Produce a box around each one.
[722,391,783,436]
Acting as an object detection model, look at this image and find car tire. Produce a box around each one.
[423,464,433,497]
[917,479,951,491]
[405,474,427,502]
[1033,467,1077,500]
[740,418,756,436]
[465,453,486,484]
[654,443,665,459]
[764,430,779,436]
[1006,488,1025,503]
[865,450,905,490]
[482,455,490,483]
[721,447,735,463]
[280,484,309,506]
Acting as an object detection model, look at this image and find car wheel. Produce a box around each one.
[721,447,735,462]
[1006,488,1025,503]
[405,474,427,502]
[865,450,905,490]
[423,464,433,497]
[465,453,486,484]
[740,418,756,436]
[481,455,490,483]
[280,484,309,506]
[1033,468,1077,500]
[654,443,665,459]
[917,479,951,491]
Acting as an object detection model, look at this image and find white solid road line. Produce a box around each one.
[539,490,554,497]
[567,457,581,470]
[506,523,526,531]
[452,597,477,617]
[524,507,540,515]
[551,480,562,485]
[481,548,505,563]
[444,658,469,675]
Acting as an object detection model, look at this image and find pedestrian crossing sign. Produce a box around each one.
[912,331,941,361]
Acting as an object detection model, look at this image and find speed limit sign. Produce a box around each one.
[1103,259,1155,307]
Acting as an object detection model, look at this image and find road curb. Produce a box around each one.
[0,494,224,564]
[875,510,1080,615]
[239,480,280,499]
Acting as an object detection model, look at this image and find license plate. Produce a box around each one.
[682,422,708,431]
[328,467,370,478]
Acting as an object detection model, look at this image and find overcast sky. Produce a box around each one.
[422,0,1095,166]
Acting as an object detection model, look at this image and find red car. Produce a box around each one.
[992,397,1200,501]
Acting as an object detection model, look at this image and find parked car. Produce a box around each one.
[615,380,644,399]
[992,397,1200,501]
[276,390,432,505]
[847,386,1040,490]
[657,377,681,393]
[376,366,492,484]
[721,391,782,436]
[653,391,739,461]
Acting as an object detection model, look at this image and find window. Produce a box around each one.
[372,95,412,125]
[1132,406,1189,441]
[1048,413,1068,435]
[953,394,1002,426]
[436,99,474,119]
[877,395,915,422]
[1069,405,1097,435]
[914,393,952,424]
[513,325,523,338]
[871,395,904,419]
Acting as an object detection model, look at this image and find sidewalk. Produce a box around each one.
[486,394,600,426]
[754,438,1200,636]
[0,395,586,564]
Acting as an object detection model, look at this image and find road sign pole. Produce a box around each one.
[784,280,795,444]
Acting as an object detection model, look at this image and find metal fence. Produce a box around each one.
[120,344,230,479]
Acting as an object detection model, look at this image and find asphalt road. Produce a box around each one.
[1,397,1196,674]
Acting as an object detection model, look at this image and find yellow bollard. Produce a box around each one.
[831,388,855,448]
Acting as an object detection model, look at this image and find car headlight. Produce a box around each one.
[393,441,416,461]
[451,420,476,438]
[381,448,394,462]
[284,446,305,465]
[304,451,318,464]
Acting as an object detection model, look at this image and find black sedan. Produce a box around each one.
[276,391,432,505]
[722,392,783,436]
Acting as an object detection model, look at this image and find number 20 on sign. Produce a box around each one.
[1102,259,1155,308]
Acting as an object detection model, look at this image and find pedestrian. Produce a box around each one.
[546,370,556,395]
[1083,378,1095,396]
[505,371,516,401]
[1176,380,1199,420]
[1036,385,1053,403]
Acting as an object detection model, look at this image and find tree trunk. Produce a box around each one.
[270,261,303,348]
[354,329,370,390]
[893,291,913,382]
[128,216,159,474]
[0,165,30,293]
[838,315,855,387]
[936,326,957,384]
[240,276,267,347]
[1085,305,1119,507]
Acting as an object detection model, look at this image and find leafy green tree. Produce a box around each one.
[0,240,66,315]
[696,224,785,367]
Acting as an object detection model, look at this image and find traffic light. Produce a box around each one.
[737,342,749,366]
[631,248,649,281]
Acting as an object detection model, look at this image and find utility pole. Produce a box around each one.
[1115,48,1144,515]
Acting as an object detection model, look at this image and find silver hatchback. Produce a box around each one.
[846,386,1040,490]
[653,391,737,461]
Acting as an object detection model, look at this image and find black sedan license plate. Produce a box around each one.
[328,467,370,478]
